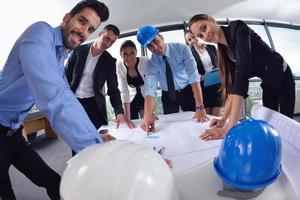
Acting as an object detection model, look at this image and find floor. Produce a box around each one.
[9,133,71,200]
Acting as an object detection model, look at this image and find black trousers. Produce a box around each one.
[261,67,295,118]
[73,97,107,156]
[130,92,145,120]
[77,97,108,129]
[0,125,60,200]
[200,82,223,108]
[161,85,195,114]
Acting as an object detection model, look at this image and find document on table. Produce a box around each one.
[99,112,222,174]
[251,105,300,197]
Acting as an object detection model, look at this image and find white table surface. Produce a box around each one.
[100,110,298,199]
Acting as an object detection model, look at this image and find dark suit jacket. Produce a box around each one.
[190,45,218,76]
[221,20,291,97]
[65,43,124,123]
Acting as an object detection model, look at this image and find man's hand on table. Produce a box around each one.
[140,113,158,134]
[100,133,115,142]
[193,109,209,122]
[164,158,172,168]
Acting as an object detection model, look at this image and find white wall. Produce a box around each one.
[0,0,76,69]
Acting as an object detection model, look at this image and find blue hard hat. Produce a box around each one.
[214,119,282,190]
[137,25,159,47]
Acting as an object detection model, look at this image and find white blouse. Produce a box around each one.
[116,56,149,103]
[196,47,214,72]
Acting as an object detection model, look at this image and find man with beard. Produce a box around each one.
[0,1,109,199]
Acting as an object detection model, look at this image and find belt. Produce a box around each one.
[0,124,23,137]
[163,85,190,94]
[176,89,183,93]
[77,97,96,105]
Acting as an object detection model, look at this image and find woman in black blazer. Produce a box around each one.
[189,14,295,140]
[184,30,222,116]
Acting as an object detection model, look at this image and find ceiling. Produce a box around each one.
[101,0,300,33]
[1,0,299,66]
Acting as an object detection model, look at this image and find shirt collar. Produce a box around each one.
[161,43,171,61]
[54,26,70,58]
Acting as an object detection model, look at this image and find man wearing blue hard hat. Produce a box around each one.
[137,25,208,133]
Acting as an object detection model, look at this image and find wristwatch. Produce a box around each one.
[195,104,205,111]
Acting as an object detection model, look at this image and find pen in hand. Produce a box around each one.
[147,122,155,135]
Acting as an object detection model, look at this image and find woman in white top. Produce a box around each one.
[185,30,222,116]
[117,40,149,119]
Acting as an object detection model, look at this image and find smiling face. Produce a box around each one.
[190,19,220,44]
[61,7,100,50]
[185,32,201,48]
[98,29,118,50]
[120,47,137,67]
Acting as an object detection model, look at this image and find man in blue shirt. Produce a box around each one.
[136,25,208,134]
[0,1,109,199]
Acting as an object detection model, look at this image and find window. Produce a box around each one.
[160,29,185,43]
[268,27,300,76]
[248,24,271,47]
[268,26,300,113]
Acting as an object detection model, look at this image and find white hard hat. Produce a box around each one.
[60,140,180,200]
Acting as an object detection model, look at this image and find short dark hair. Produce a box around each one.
[69,0,109,22]
[103,24,120,36]
[120,40,136,51]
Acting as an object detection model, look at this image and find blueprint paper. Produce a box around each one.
[99,112,222,173]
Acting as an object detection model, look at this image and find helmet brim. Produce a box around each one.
[213,157,282,190]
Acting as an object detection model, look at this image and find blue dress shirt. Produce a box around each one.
[0,22,102,152]
[144,43,200,97]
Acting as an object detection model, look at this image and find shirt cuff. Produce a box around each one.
[188,73,200,84]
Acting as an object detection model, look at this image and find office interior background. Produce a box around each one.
[1,1,300,199]
[1,0,299,118]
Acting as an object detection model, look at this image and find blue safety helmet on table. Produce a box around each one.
[214,118,282,191]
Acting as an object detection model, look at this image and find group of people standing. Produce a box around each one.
[0,0,295,199]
